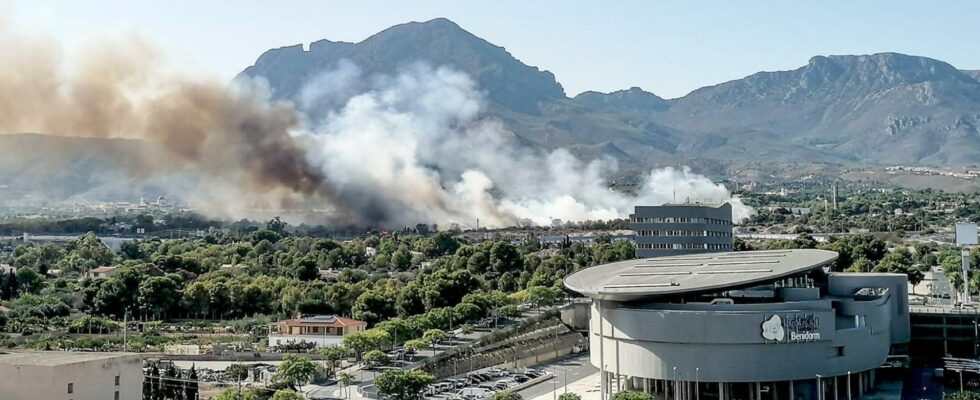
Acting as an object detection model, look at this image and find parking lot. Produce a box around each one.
[424,367,549,400]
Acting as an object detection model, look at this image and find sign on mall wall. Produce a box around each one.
[761,314,822,343]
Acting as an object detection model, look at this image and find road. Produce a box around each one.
[518,354,596,400]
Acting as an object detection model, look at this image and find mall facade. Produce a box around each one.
[564,249,910,400]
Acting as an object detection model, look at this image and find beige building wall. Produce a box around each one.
[0,352,143,400]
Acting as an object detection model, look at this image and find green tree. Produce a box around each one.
[558,394,582,400]
[421,328,446,344]
[845,257,874,273]
[318,346,349,374]
[874,247,926,292]
[363,349,389,367]
[490,393,523,400]
[396,282,426,316]
[226,364,250,392]
[941,249,966,297]
[214,389,260,400]
[338,371,355,400]
[403,338,428,353]
[271,355,317,390]
[946,392,980,400]
[137,276,180,319]
[271,390,305,400]
[431,231,460,256]
[344,329,391,358]
[609,391,653,400]
[527,286,558,308]
[375,369,435,400]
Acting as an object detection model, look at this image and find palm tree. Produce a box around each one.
[337,372,354,400]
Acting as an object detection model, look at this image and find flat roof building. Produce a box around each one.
[564,249,910,400]
[0,352,143,400]
[630,203,733,258]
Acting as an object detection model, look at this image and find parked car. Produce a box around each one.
[454,388,492,400]
[476,384,498,393]
[436,382,454,392]
[523,370,543,378]
[512,374,529,383]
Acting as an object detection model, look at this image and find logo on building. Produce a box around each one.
[762,313,821,342]
[761,315,785,341]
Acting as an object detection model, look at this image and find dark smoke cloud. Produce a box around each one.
[0,24,352,221]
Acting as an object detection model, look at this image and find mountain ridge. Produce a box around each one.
[9,19,980,202]
[239,19,980,166]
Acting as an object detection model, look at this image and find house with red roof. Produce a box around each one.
[268,315,366,349]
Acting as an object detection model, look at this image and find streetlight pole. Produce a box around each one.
[960,369,965,392]
[847,371,852,400]
[695,368,700,400]
[816,374,822,400]
[673,367,678,400]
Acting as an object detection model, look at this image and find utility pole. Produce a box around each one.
[956,223,977,306]
[123,309,128,352]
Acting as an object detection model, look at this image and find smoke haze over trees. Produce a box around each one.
[0,15,748,228]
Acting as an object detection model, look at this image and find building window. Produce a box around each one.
[68,383,73,394]
[115,375,120,386]
[115,391,120,400]
[836,346,845,357]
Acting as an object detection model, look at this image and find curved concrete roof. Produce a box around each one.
[564,249,838,301]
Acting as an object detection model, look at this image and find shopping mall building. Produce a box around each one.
[564,249,910,400]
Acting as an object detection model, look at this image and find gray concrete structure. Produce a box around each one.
[564,249,910,400]
[630,203,733,258]
[0,352,143,400]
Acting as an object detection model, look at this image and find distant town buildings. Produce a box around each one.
[268,315,367,349]
[886,165,980,179]
[630,203,734,258]
[764,206,812,216]
[0,263,15,274]
[87,266,117,279]
[0,352,143,400]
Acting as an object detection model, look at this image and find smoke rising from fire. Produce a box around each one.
[0,24,342,215]
[0,19,752,228]
[290,62,753,227]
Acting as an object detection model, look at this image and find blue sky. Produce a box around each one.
[9,0,980,98]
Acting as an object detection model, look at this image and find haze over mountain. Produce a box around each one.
[241,18,980,167]
[6,18,980,204]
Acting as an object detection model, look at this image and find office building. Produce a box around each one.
[630,203,734,258]
[564,249,910,400]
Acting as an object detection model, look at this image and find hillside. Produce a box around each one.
[239,18,565,116]
[240,19,980,167]
[6,19,980,202]
[662,53,980,164]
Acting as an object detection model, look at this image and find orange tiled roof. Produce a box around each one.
[278,315,365,328]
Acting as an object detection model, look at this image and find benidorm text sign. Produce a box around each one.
[761,314,821,343]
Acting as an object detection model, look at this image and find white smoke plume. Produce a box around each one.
[0,8,753,228]
[295,62,754,227]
